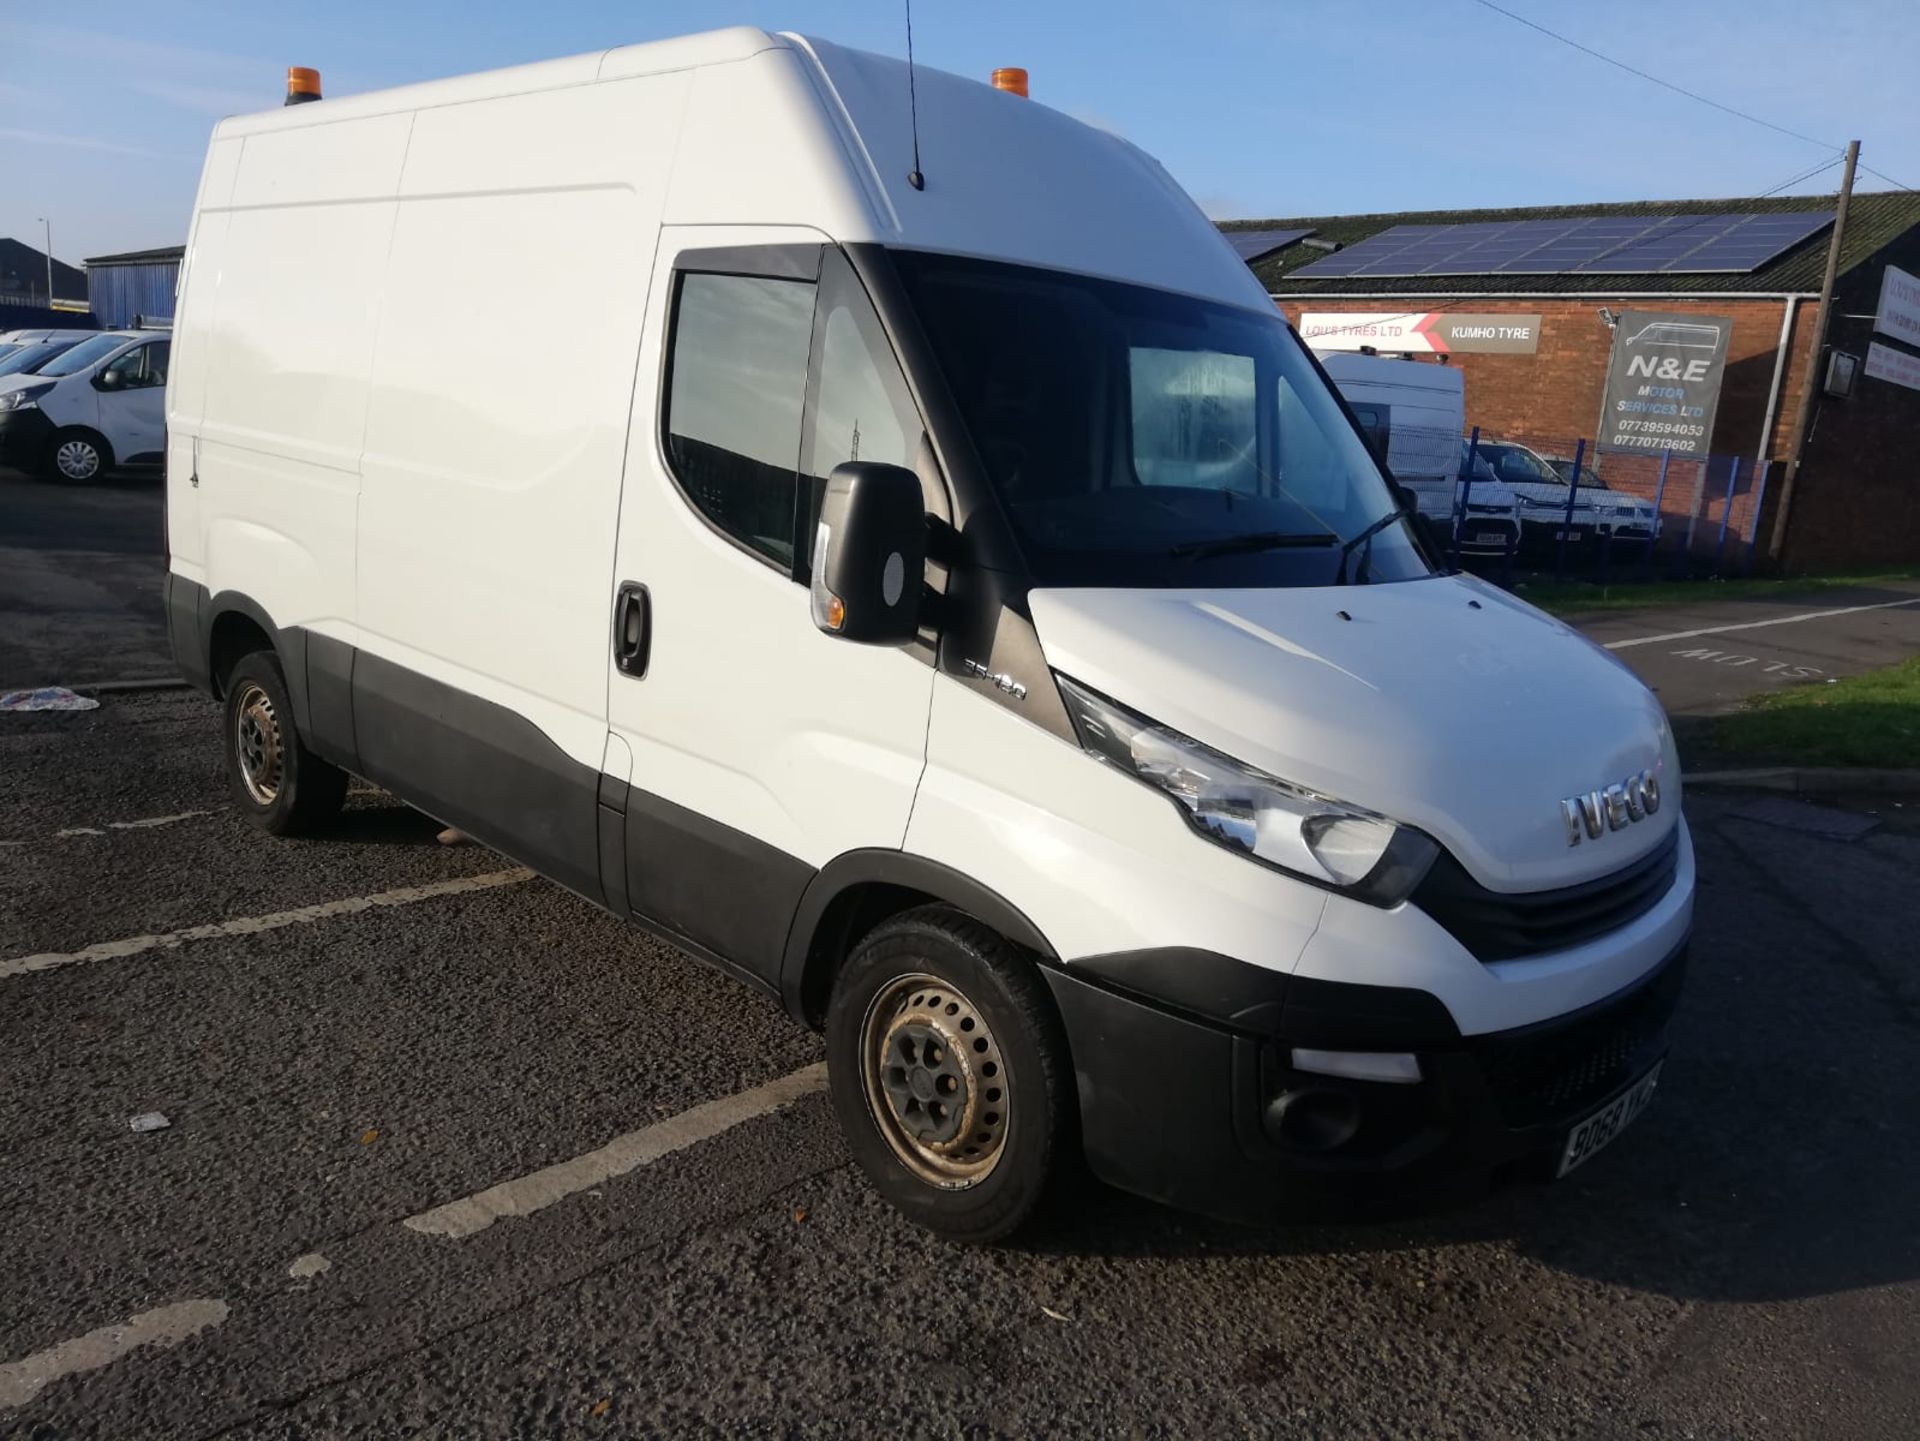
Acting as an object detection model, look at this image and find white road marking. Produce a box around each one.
[51,810,210,840]
[0,869,535,981]
[403,1062,830,1240]
[1603,596,1920,650]
[107,809,210,831]
[0,1299,229,1410]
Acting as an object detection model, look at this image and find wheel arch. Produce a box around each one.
[205,591,284,698]
[780,850,1058,1029]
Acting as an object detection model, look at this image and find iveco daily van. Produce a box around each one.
[164,30,1691,1242]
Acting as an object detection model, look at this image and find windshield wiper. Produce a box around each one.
[1167,530,1337,560]
[1334,509,1403,585]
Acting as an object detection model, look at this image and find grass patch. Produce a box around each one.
[1709,656,1920,769]
[1516,567,1920,616]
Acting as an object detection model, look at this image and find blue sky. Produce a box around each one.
[4,0,1917,264]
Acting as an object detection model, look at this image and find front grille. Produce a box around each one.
[1471,948,1685,1128]
[1413,826,1680,962]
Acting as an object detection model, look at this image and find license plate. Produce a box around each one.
[1557,1061,1663,1177]
[1473,530,1504,544]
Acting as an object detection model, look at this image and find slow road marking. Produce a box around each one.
[1603,596,1920,651]
[0,869,535,980]
[404,1062,830,1239]
[0,1300,229,1410]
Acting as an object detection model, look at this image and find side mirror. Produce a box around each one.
[95,368,127,392]
[810,461,926,644]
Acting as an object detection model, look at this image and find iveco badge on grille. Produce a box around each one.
[1562,769,1660,846]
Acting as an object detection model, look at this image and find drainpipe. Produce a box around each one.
[1752,297,1798,500]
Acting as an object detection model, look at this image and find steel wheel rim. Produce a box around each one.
[55,440,100,480]
[233,681,284,805]
[860,971,1009,1189]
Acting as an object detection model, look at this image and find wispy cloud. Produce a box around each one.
[0,128,188,162]
[10,21,270,117]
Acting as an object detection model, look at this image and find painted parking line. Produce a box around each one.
[0,869,535,981]
[1603,596,1920,651]
[0,1300,229,1410]
[53,809,211,839]
[404,1062,830,1240]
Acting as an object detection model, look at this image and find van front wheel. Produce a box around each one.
[45,429,112,483]
[222,651,348,836]
[827,905,1071,1243]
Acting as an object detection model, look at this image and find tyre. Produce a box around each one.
[222,650,348,836]
[44,428,112,484]
[827,905,1072,1243]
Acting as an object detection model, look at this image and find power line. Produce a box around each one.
[1466,0,1836,151]
[1859,162,1918,194]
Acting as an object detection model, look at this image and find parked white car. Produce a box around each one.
[0,330,170,481]
[1462,439,1659,545]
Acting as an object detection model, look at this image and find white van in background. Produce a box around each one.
[0,330,171,481]
[1314,352,1520,555]
[164,29,1691,1242]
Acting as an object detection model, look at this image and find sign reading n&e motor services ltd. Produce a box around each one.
[1597,310,1732,458]
[1298,312,1541,355]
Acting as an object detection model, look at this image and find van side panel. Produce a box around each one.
[166,135,244,578]
[195,114,411,646]
[354,75,689,782]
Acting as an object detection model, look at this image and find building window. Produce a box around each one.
[664,272,816,569]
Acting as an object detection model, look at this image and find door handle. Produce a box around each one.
[613,582,651,678]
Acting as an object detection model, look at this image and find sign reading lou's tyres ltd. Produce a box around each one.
[1297,311,1541,354]
[1597,309,1732,457]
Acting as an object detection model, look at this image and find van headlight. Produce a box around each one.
[0,384,52,413]
[1056,676,1437,905]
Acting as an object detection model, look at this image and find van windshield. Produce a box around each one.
[36,334,127,378]
[0,341,74,377]
[890,251,1430,588]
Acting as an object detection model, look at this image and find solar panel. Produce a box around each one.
[1289,211,1835,279]
[1223,228,1314,262]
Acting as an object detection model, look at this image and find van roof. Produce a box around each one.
[1314,352,1465,395]
[206,28,1268,313]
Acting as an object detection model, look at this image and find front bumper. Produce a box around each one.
[0,406,53,471]
[1043,935,1687,1223]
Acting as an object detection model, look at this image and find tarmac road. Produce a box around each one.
[3,469,1918,1439]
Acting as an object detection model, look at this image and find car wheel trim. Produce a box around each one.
[55,439,101,480]
[860,970,1010,1191]
[233,681,285,805]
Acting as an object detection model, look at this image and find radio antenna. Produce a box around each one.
[904,0,925,190]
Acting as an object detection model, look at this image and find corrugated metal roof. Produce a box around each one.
[84,246,186,267]
[1221,191,1920,295]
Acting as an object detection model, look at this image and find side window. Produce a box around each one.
[142,340,170,387]
[1347,402,1391,468]
[664,272,816,569]
[799,266,926,564]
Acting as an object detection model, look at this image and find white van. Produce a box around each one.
[0,330,170,480]
[163,29,1691,1241]
[1312,352,1520,554]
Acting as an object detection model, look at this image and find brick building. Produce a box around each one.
[1223,192,1920,571]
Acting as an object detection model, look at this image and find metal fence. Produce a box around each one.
[1377,422,1772,584]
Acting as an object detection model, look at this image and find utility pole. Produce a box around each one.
[37,217,54,307]
[1766,138,1859,566]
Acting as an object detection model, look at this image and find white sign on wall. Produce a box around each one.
[1873,264,1920,347]
[1865,339,1920,393]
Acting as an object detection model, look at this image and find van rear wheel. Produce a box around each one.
[827,905,1071,1243]
[222,651,348,836]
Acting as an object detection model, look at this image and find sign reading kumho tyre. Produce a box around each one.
[1597,309,1732,457]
